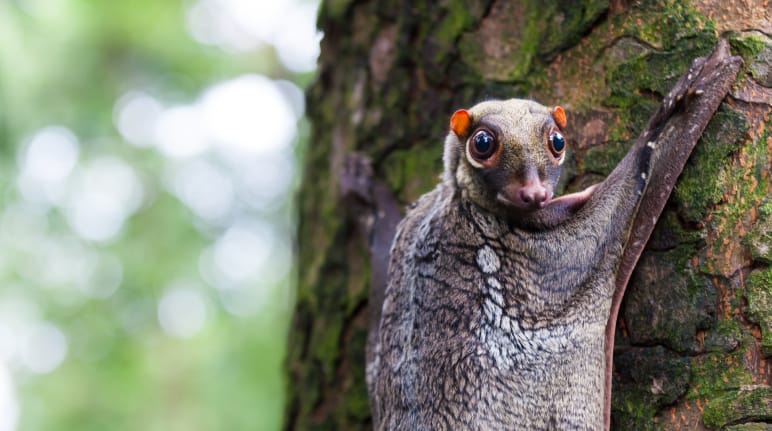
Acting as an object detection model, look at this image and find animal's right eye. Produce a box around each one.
[470,130,497,160]
[549,131,566,156]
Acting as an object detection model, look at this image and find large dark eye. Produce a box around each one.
[470,130,497,160]
[548,131,566,157]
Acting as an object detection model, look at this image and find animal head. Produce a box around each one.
[443,99,568,217]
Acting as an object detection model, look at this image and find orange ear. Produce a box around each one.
[450,109,472,137]
[551,106,567,129]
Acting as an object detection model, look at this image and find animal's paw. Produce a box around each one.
[339,152,375,205]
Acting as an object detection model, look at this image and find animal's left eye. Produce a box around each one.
[548,131,566,157]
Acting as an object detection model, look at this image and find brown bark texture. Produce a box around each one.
[287,0,772,429]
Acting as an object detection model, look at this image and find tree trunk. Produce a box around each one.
[287,1,772,429]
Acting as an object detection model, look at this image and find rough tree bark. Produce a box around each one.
[287,1,772,429]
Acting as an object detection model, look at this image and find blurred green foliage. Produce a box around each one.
[0,1,314,430]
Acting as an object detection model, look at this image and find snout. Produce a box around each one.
[497,180,552,210]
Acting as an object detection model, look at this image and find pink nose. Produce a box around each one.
[520,183,548,206]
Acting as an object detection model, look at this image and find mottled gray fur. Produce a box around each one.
[369,100,637,430]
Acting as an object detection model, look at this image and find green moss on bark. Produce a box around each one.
[746,268,772,356]
[701,122,770,278]
[582,141,630,176]
[746,200,772,264]
[381,146,444,204]
[728,33,771,81]
[702,386,772,429]
[673,105,748,223]
[704,319,742,353]
[725,424,772,431]
[458,0,607,82]
[688,347,754,399]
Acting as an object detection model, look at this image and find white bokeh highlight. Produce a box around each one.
[241,152,295,210]
[157,285,208,339]
[155,105,210,158]
[185,0,322,71]
[197,220,292,316]
[168,158,235,222]
[114,91,163,147]
[29,236,91,290]
[0,361,18,431]
[19,322,68,374]
[201,75,297,155]
[212,224,272,285]
[272,1,322,72]
[17,126,79,206]
[64,157,144,242]
[77,252,123,299]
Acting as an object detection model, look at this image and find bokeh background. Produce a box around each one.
[0,0,320,429]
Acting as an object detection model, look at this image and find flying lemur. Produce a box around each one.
[341,40,740,430]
